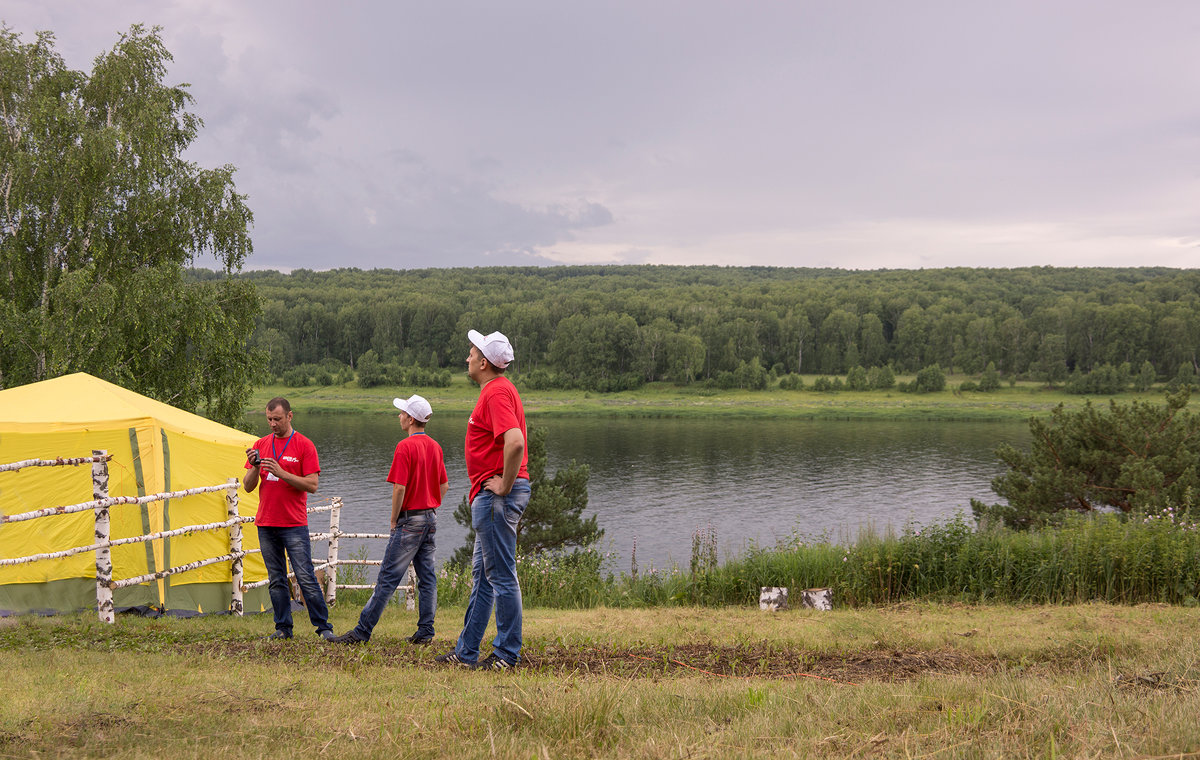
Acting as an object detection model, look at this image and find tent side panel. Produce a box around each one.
[0,578,156,615]
[0,429,151,586]
[160,430,266,583]
[166,584,270,616]
[159,429,266,613]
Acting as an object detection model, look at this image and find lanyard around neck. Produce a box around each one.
[272,431,295,461]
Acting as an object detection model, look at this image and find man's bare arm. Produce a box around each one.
[485,428,525,495]
[390,483,406,530]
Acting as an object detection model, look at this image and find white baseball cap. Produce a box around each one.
[393,394,433,423]
[467,329,514,369]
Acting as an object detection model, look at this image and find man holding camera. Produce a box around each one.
[243,397,334,641]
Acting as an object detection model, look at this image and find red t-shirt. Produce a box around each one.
[246,431,320,527]
[387,432,448,511]
[465,376,529,500]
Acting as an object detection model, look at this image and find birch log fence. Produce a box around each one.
[0,449,414,622]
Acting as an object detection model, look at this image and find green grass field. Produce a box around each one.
[158,378,1200,756]
[3,601,1198,758]
[249,376,1185,421]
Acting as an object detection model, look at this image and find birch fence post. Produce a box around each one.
[325,497,341,605]
[226,478,244,616]
[92,449,114,624]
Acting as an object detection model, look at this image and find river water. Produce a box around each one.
[255,413,1029,575]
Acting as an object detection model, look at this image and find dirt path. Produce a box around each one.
[188,638,1004,683]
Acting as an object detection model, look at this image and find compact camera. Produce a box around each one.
[247,450,261,467]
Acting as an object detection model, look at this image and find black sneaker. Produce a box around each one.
[328,631,366,644]
[434,651,473,666]
[471,653,514,672]
[407,632,433,645]
[318,629,338,642]
[264,630,292,641]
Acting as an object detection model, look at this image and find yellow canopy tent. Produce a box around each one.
[0,373,269,615]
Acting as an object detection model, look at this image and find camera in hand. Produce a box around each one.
[247,450,261,466]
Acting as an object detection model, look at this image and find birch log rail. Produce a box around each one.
[0,454,112,473]
[1,453,413,621]
[0,450,250,622]
[246,497,416,610]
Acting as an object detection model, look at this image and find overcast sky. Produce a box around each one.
[4,2,1199,271]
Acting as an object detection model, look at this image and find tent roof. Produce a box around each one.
[0,373,252,445]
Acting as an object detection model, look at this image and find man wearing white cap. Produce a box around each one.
[436,330,529,671]
[330,393,447,645]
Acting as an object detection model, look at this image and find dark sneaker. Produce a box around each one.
[471,654,514,672]
[264,630,293,641]
[318,629,338,642]
[407,632,433,645]
[328,631,366,644]
[434,651,473,666]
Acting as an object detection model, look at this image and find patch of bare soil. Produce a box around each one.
[1112,671,1198,692]
[186,638,1003,683]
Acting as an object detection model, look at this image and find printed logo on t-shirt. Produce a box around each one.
[281,455,300,463]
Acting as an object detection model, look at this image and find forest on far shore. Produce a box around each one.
[193,265,1200,393]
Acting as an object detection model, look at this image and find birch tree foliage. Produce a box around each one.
[0,24,262,425]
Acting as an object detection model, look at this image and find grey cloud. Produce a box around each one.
[238,149,615,270]
[4,1,1200,270]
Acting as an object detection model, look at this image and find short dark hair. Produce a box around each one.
[484,358,508,375]
[266,397,291,413]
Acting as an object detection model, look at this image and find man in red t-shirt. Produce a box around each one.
[243,397,333,641]
[436,330,530,671]
[330,394,447,645]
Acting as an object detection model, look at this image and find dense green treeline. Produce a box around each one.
[202,265,1200,390]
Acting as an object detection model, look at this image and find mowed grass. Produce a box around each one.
[248,376,1190,421]
[3,601,1199,758]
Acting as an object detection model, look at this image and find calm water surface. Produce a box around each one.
[257,413,1029,575]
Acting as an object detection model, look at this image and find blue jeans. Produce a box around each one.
[258,525,331,636]
[352,509,438,640]
[454,479,530,665]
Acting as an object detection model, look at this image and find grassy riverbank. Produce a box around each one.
[426,512,1200,610]
[3,601,1198,758]
[249,376,1186,421]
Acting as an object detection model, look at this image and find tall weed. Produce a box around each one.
[696,510,1200,606]
[429,509,1200,608]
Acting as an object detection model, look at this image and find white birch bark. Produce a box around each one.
[759,586,788,611]
[2,483,233,524]
[325,497,341,605]
[226,478,244,616]
[112,552,247,589]
[92,450,114,624]
[801,587,834,610]
[0,515,252,566]
[0,454,111,473]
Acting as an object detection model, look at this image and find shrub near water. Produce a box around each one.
[438,547,615,608]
